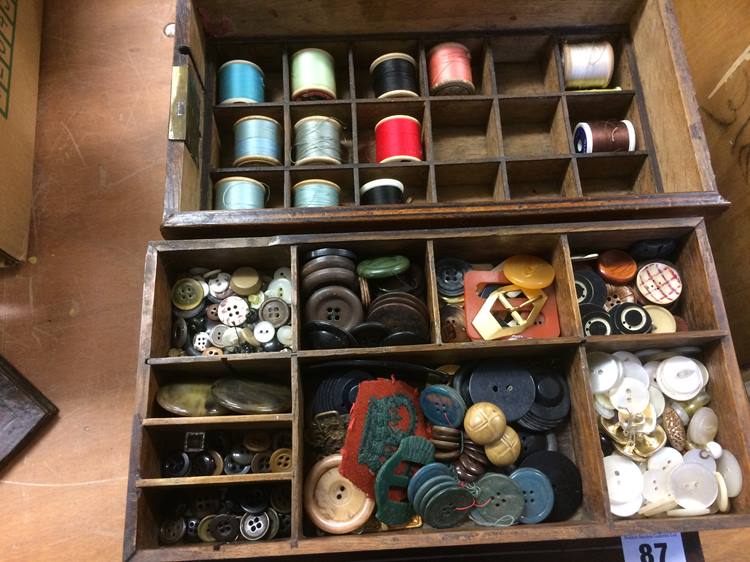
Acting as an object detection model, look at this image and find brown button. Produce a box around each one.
[370,292,429,322]
[597,250,637,284]
[366,301,429,338]
[458,453,485,476]
[435,449,461,461]
[604,283,636,311]
[440,305,469,343]
[431,425,461,442]
[243,430,272,452]
[453,461,479,482]
[463,443,490,466]
[269,448,293,472]
[259,297,290,328]
[206,302,220,321]
[359,276,371,309]
[302,255,356,278]
[302,267,358,296]
[202,347,223,357]
[305,286,364,331]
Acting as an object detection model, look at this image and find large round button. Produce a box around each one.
[162,451,191,478]
[520,451,583,522]
[463,402,507,445]
[209,513,240,542]
[407,463,452,504]
[424,486,474,529]
[218,296,250,326]
[610,303,652,334]
[503,255,555,289]
[267,278,293,304]
[603,454,643,504]
[687,407,719,446]
[587,352,623,394]
[656,356,704,401]
[304,454,375,534]
[609,377,650,413]
[642,469,672,503]
[574,269,607,307]
[509,467,555,524]
[469,473,524,526]
[717,449,743,498]
[305,286,364,331]
[172,278,205,310]
[270,448,293,472]
[230,267,261,295]
[467,359,536,422]
[159,517,187,545]
[485,426,521,466]
[636,262,683,306]
[259,297,290,328]
[356,255,410,279]
[644,305,677,333]
[670,462,718,509]
[419,384,466,428]
[596,250,636,284]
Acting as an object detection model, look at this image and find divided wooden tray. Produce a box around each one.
[124,218,750,561]
[162,0,725,239]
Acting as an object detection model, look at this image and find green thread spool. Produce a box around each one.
[214,177,267,210]
[292,179,341,207]
[291,48,337,101]
[293,116,343,165]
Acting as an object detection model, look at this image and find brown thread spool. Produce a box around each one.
[574,120,635,154]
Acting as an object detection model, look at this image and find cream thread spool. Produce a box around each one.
[563,41,615,89]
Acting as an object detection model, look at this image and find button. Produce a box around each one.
[210,324,240,348]
[467,359,536,422]
[717,449,743,497]
[254,321,276,343]
[304,454,375,534]
[440,305,469,342]
[687,407,718,446]
[610,377,650,413]
[574,269,607,307]
[715,471,730,512]
[266,278,293,304]
[197,515,216,542]
[620,361,650,387]
[670,462,718,509]
[302,255,356,278]
[414,474,458,513]
[156,380,229,417]
[276,325,293,347]
[172,278,205,310]
[647,447,683,473]
[520,451,583,522]
[248,291,266,309]
[485,426,521,466]
[239,487,270,514]
[503,255,555,290]
[407,463,452,504]
[423,485,474,529]
[224,453,252,475]
[270,448,293,472]
[587,352,623,394]
[419,384,466,428]
[356,255,410,279]
[190,451,218,476]
[162,451,191,478]
[596,250,636,284]
[642,469,672,503]
[251,450,272,473]
[229,267,261,296]
[240,512,270,541]
[271,485,292,514]
[302,320,357,349]
[274,267,292,280]
[366,301,429,341]
[184,516,200,542]
[211,378,292,414]
[468,473,524,527]
[207,271,232,297]
[509,467,555,524]
[629,239,677,261]
[706,441,723,459]
[218,295,250,326]
[684,390,711,416]
[636,261,682,305]
[662,407,687,451]
[604,283,636,312]
[611,303,652,334]
[582,307,614,336]
[205,303,221,322]
[611,495,643,517]
[305,286,363,331]
[683,448,716,473]
[644,305,676,333]
[209,513,240,542]
[350,321,390,347]
[656,356,704,401]
[613,350,641,366]
[259,297,290,328]
[172,317,188,347]
[303,247,357,263]
[649,386,665,417]
[264,508,280,540]
[435,258,472,297]
[159,517,187,545]
[603,454,643,504]
[463,402,507,445]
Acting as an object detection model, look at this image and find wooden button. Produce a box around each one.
[596,249,637,284]
[270,448,293,472]
[304,454,374,534]
[503,255,555,290]
[259,297,290,328]
[484,426,521,466]
[251,450,272,473]
[440,305,469,342]
[302,254,356,278]
[463,402,507,445]
[302,267,359,295]
[305,286,364,331]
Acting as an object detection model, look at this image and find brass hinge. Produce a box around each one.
[169,64,202,161]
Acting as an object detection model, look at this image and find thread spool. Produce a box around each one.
[369,53,419,99]
[291,48,337,101]
[293,116,343,165]
[574,120,636,153]
[374,115,423,163]
[293,179,341,207]
[233,115,283,166]
[218,60,265,104]
[428,42,475,96]
[214,177,267,210]
[562,41,615,89]
[360,178,405,205]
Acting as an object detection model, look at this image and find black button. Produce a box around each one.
[629,238,677,261]
[350,321,390,347]
[303,247,357,263]
[435,258,472,297]
[302,321,357,349]
[190,452,217,476]
[520,451,582,522]
[162,451,191,478]
[209,513,240,542]
[239,487,270,514]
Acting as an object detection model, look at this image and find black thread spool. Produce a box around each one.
[360,178,405,205]
[369,53,419,99]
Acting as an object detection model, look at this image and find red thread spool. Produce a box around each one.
[374,115,423,163]
[428,42,475,96]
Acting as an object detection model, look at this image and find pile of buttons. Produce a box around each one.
[588,347,743,517]
[161,429,293,478]
[302,357,583,535]
[436,255,560,343]
[169,266,293,356]
[158,485,292,544]
[156,377,292,417]
[302,248,430,349]
[573,240,687,336]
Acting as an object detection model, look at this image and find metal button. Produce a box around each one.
[240,512,270,541]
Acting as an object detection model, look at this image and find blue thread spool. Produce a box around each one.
[293,116,343,165]
[214,177,267,210]
[293,179,341,207]
[218,60,265,104]
[233,116,283,166]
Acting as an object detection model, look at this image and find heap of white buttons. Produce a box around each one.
[587,347,743,518]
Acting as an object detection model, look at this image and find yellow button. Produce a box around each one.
[463,402,507,445]
[502,255,555,290]
[484,426,521,466]
[171,278,205,310]
[644,305,676,333]
[231,266,262,296]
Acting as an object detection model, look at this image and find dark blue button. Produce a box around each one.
[407,462,452,504]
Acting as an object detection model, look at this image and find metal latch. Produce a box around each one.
[169,64,202,161]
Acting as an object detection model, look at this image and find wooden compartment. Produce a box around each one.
[125,218,750,560]
[506,158,578,200]
[162,0,726,238]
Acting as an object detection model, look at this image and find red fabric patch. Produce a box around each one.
[339,377,426,498]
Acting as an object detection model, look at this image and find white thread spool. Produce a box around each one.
[563,41,615,89]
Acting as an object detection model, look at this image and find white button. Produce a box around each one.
[667,507,710,517]
[643,361,660,386]
[687,407,718,446]
[193,332,211,352]
[647,447,683,474]
[266,278,293,304]
[610,495,642,517]
[670,463,718,509]
[683,448,717,472]
[705,441,723,460]
[595,392,615,410]
[587,352,623,394]
[610,377,650,413]
[254,321,275,343]
[635,349,664,362]
[594,400,615,419]
[604,455,643,504]
[715,471,730,513]
[273,267,292,280]
[211,325,240,348]
[248,291,267,309]
[642,469,672,503]
[218,296,250,327]
[208,272,232,297]
[621,362,650,387]
[656,356,704,401]
[639,497,678,517]
[670,402,690,425]
[717,449,743,498]
[277,325,293,347]
[649,386,665,417]
[191,276,211,298]
[613,351,642,366]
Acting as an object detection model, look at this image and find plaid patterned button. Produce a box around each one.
[636,262,682,305]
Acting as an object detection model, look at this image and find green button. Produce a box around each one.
[357,255,410,279]
[423,486,473,529]
[172,278,205,310]
[469,473,525,527]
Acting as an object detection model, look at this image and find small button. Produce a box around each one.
[239,487,270,514]
[254,321,275,343]
[172,278,205,310]
[267,278,293,304]
[230,446,254,465]
[604,283,636,312]
[587,352,623,394]
[582,307,614,336]
[251,450,273,473]
[259,297,290,328]
[418,384,466,428]
[171,317,188,347]
[196,515,217,542]
[484,426,521,466]
[636,261,683,305]
[229,267,261,296]
[248,291,266,309]
[202,346,223,357]
[239,512,270,541]
[596,250,636,284]
[717,449,743,498]
[620,361,650,387]
[440,305,469,342]
[644,305,677,333]
[305,286,363,332]
[683,448,717,472]
[273,267,292,280]
[610,302,652,334]
[687,407,719,446]
[162,451,191,478]
[159,517,187,545]
[207,272,232,297]
[706,441,723,459]
[270,448,293,472]
[205,302,220,322]
[642,469,672,503]
[193,332,211,352]
[218,296,250,326]
[469,472,524,526]
[670,462,718,509]
[503,255,555,290]
[603,454,643,504]
[209,513,240,542]
[223,453,252,475]
[356,255,410,279]
[190,451,217,476]
[276,325,293,347]
[210,324,240,348]
[435,258,472,297]
[463,402,507,445]
[574,269,607,307]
